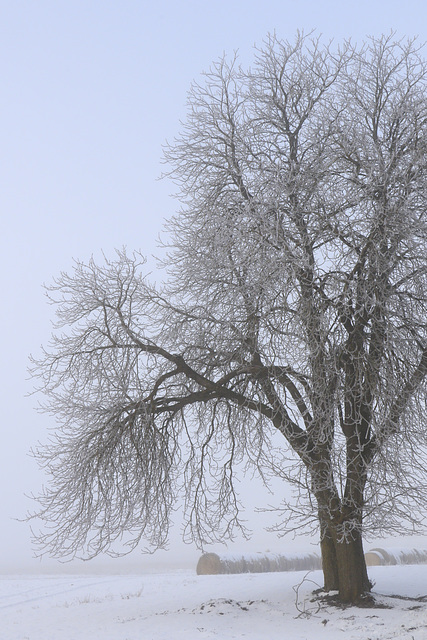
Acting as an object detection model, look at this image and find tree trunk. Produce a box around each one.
[320,521,371,603]
[334,530,371,602]
[320,526,339,591]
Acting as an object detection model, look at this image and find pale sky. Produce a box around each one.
[1,0,427,572]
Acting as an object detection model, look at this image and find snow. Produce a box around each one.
[2,565,427,639]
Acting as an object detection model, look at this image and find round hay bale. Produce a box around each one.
[196,553,222,575]
[365,548,394,565]
[365,547,427,566]
[365,550,384,566]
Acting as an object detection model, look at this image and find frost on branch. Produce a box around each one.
[29,34,427,602]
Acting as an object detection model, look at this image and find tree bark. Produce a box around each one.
[320,526,339,591]
[320,520,371,603]
[334,528,371,603]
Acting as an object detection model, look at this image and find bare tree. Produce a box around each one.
[30,33,427,603]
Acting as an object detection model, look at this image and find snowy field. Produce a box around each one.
[2,565,427,640]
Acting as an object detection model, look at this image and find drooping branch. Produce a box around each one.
[29,35,427,578]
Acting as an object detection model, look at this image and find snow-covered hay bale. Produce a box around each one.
[365,548,427,566]
[196,551,321,575]
[196,553,223,575]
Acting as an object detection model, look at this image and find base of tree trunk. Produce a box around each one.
[321,525,371,603]
[320,529,339,591]
[335,535,371,603]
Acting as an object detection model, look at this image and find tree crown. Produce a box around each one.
[30,33,427,559]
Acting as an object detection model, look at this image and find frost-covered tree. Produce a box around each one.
[30,33,427,603]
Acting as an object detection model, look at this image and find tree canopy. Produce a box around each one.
[30,33,427,602]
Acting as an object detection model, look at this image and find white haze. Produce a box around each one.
[1,0,427,575]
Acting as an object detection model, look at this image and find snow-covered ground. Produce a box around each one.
[2,565,427,639]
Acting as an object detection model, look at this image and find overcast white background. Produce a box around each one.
[1,0,427,573]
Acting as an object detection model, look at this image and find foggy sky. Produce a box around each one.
[2,0,426,573]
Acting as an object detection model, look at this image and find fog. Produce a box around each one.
[2,0,427,575]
